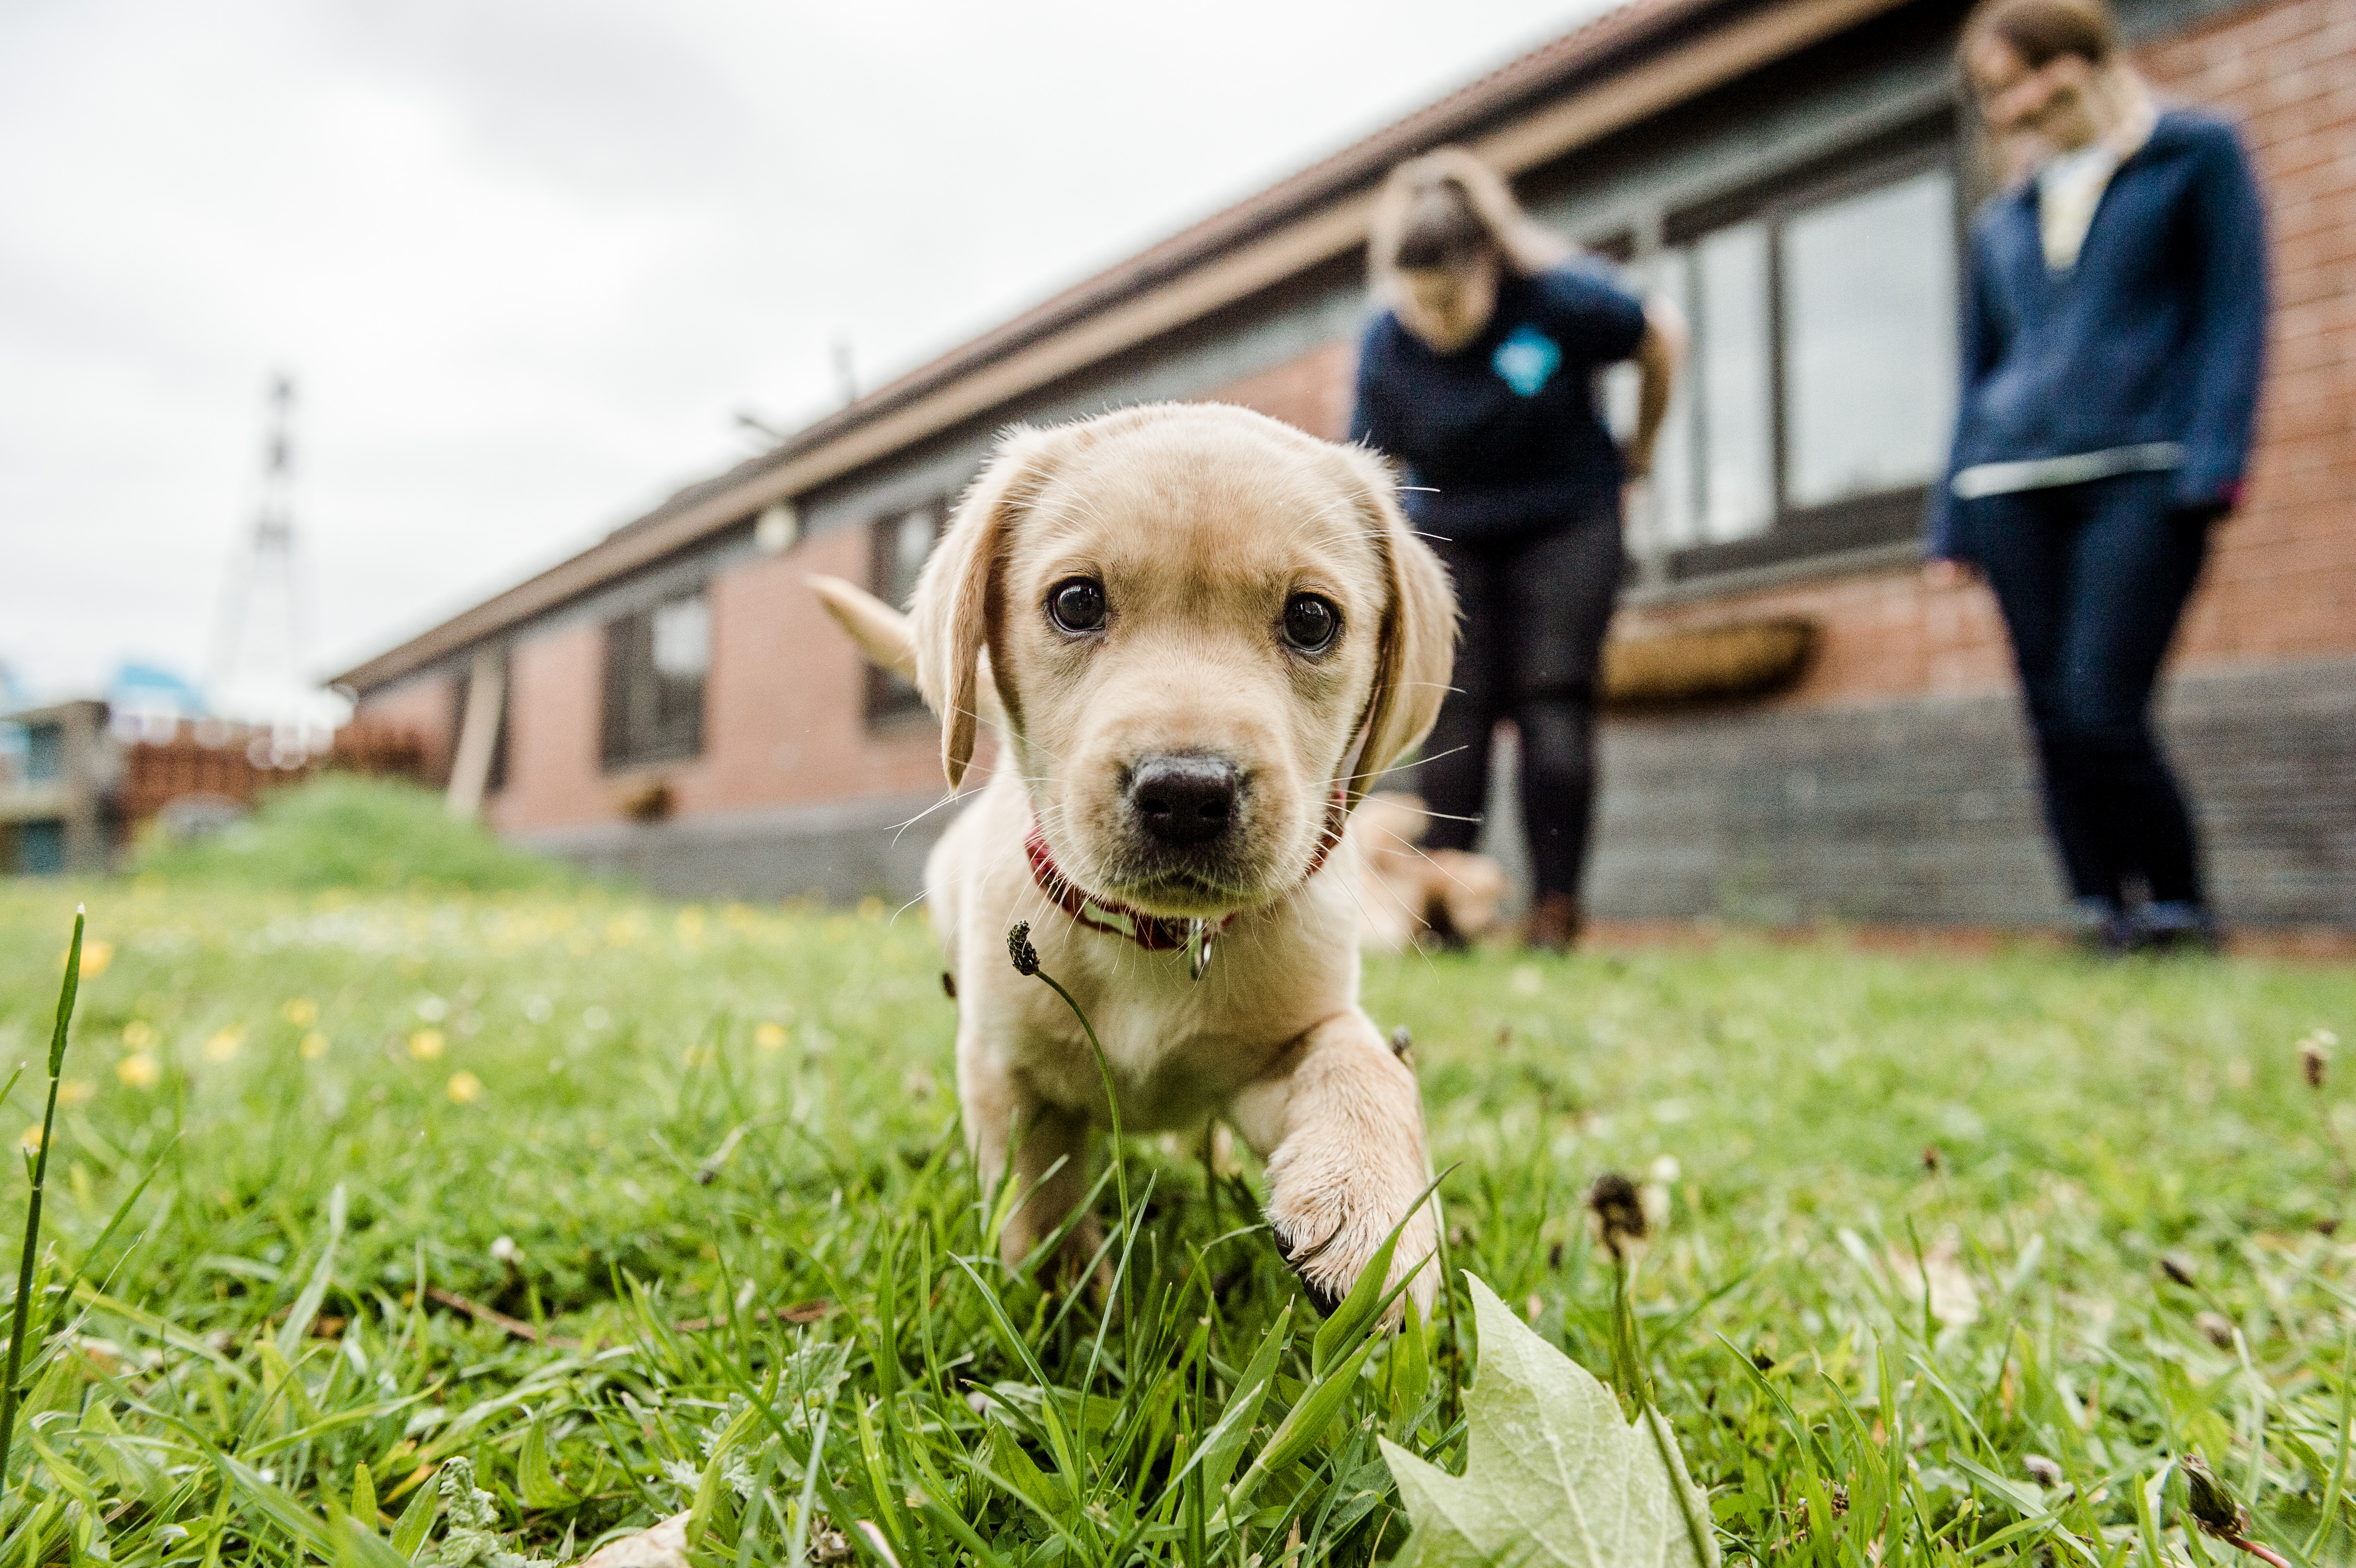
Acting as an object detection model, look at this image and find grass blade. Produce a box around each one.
[0,907,81,1488]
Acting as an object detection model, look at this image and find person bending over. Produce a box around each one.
[1351,148,1682,950]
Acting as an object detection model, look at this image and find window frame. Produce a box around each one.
[1637,125,1964,586]
[599,590,710,772]
[864,499,948,725]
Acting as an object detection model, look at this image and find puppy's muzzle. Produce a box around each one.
[1128,754,1240,849]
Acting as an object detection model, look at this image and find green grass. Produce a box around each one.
[0,875,2348,1565]
[131,776,586,894]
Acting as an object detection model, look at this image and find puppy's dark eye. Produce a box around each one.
[1281,593,1340,653]
[1047,577,1106,634]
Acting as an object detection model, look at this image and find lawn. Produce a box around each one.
[0,841,2350,1563]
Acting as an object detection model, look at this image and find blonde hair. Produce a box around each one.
[1368,148,1573,305]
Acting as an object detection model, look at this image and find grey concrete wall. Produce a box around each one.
[515,789,963,904]
[524,658,2356,929]
[1583,657,2356,927]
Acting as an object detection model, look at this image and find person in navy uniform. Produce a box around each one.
[1352,149,1683,950]
[1930,0,2269,952]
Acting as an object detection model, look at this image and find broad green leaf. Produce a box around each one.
[1390,1291,1431,1426]
[517,1416,572,1509]
[351,1459,378,1524]
[1379,1275,1719,1568]
[389,1477,438,1559]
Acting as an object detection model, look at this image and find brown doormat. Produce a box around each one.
[1601,616,1818,713]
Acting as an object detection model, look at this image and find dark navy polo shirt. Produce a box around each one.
[1350,263,1647,541]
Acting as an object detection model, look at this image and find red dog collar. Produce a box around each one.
[1023,785,1349,980]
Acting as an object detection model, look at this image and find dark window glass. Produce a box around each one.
[601,592,709,769]
[16,819,65,876]
[24,723,63,784]
[868,502,945,721]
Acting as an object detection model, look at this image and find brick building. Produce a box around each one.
[337,0,2356,928]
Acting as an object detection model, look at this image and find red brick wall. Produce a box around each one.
[353,674,458,786]
[479,527,960,836]
[2145,0,2356,665]
[1204,339,1358,442]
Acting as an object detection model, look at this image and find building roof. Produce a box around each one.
[337,0,1908,694]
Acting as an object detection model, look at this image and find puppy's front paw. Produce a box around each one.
[1265,1154,1437,1322]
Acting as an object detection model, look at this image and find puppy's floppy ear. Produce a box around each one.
[911,424,1067,789]
[1334,445,1459,801]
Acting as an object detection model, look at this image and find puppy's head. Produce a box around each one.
[912,403,1455,918]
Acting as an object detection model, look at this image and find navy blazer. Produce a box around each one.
[1928,109,2269,560]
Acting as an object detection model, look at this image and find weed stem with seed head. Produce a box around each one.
[1005,925,1130,1308]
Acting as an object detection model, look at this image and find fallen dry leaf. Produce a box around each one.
[572,1513,688,1567]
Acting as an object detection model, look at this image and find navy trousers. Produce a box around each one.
[1963,471,2214,911]
[1409,512,1625,904]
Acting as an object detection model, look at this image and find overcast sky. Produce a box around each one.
[0,0,1607,702]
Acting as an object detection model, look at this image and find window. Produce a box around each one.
[1629,151,1958,578]
[601,591,709,769]
[868,501,944,720]
[14,820,65,876]
[24,722,63,784]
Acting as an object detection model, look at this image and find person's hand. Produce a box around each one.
[1923,557,1976,591]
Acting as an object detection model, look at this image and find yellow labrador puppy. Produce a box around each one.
[810,403,1454,1315]
[1352,791,1511,954]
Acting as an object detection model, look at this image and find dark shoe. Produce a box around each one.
[1526,892,1583,953]
[2134,901,2221,955]
[2070,896,2134,956]
[1418,892,1469,953]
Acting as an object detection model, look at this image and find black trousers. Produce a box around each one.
[1963,470,2212,910]
[1405,512,1625,904]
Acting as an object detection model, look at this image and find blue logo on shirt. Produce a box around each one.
[1491,325,1562,397]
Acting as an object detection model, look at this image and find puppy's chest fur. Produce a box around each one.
[945,777,1364,1130]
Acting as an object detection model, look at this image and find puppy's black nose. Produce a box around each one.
[1129,754,1239,848]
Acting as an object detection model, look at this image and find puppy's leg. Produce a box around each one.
[958,1033,1100,1280]
[1231,1012,1437,1319]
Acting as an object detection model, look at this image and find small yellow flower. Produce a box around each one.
[753,1022,789,1052]
[19,1125,43,1153]
[282,998,319,1027]
[78,940,113,978]
[122,1021,156,1050]
[857,895,885,921]
[56,1080,93,1106]
[408,1029,446,1061]
[446,1071,483,1104]
[116,1054,161,1089]
[203,1028,244,1063]
[299,1032,329,1060]
[676,907,707,942]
